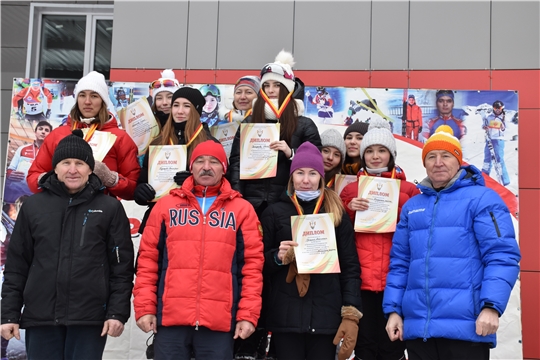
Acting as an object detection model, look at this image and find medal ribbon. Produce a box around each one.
[260,90,293,120]
[326,176,335,188]
[71,122,98,142]
[169,123,203,147]
[228,109,252,122]
[290,192,324,216]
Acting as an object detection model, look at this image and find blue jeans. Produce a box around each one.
[482,138,510,186]
[25,325,106,360]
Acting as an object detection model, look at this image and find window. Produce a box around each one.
[26,3,114,80]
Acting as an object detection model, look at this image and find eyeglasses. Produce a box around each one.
[199,84,220,98]
[150,79,180,89]
[260,63,294,81]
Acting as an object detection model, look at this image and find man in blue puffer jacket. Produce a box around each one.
[383,126,521,360]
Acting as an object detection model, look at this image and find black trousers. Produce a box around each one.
[407,338,490,360]
[272,332,336,360]
[25,325,107,360]
[355,290,406,360]
[154,325,234,360]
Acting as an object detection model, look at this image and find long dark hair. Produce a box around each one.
[251,83,298,145]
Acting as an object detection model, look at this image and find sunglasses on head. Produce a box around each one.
[150,79,180,89]
[260,64,294,81]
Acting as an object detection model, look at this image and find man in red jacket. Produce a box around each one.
[134,141,264,360]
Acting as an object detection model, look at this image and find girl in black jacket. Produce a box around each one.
[260,141,362,360]
[133,87,216,234]
[228,50,321,217]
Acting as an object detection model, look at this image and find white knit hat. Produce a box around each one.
[260,50,296,93]
[360,118,397,160]
[320,128,346,162]
[74,71,109,104]
[152,69,180,102]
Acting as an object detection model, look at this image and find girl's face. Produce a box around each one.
[155,92,173,114]
[262,81,281,99]
[77,90,103,118]
[321,146,342,173]
[203,95,218,113]
[363,145,391,169]
[292,168,321,192]
[171,98,191,123]
[344,132,363,158]
[234,86,258,111]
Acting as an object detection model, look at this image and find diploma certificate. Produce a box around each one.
[334,174,358,196]
[85,130,117,162]
[210,122,239,159]
[148,145,187,201]
[118,97,160,157]
[354,177,401,233]
[239,123,280,180]
[291,213,340,274]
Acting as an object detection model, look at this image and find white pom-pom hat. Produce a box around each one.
[360,117,397,160]
[260,50,296,93]
[151,69,181,101]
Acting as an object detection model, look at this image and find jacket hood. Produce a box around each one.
[418,164,484,195]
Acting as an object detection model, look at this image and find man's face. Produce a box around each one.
[493,107,503,116]
[424,150,460,189]
[54,158,92,194]
[192,155,224,187]
[35,125,51,141]
[437,96,454,117]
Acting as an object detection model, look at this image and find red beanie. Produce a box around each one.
[189,140,228,172]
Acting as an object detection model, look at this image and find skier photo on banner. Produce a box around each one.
[12,78,53,127]
[306,86,334,123]
[200,84,221,127]
[426,89,466,140]
[482,100,510,186]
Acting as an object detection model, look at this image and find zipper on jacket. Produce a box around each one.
[195,321,199,330]
[489,211,501,237]
[113,246,120,263]
[80,211,88,247]
[202,187,207,224]
[423,193,440,339]
[195,188,209,328]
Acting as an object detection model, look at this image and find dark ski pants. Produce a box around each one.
[272,332,336,360]
[407,338,490,360]
[25,325,106,360]
[154,325,234,360]
[355,290,406,360]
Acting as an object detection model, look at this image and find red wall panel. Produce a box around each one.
[370,71,410,89]
[519,189,540,272]
[521,271,540,359]
[518,109,540,189]
[408,70,492,90]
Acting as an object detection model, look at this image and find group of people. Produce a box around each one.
[1,49,521,360]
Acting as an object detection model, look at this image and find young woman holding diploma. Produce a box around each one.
[133,87,217,234]
[259,141,362,360]
[340,118,419,360]
[27,71,140,200]
[228,50,321,217]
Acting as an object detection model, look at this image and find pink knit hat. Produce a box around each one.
[290,141,325,177]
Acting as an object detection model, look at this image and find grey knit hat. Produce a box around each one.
[320,128,346,162]
[52,130,95,170]
[344,120,369,138]
[360,118,397,160]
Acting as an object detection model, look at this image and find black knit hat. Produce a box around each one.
[171,87,206,116]
[52,130,95,170]
[344,120,370,139]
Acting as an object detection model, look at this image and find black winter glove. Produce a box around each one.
[174,171,191,186]
[134,183,156,206]
[46,109,52,119]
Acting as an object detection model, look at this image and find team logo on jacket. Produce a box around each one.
[169,208,237,230]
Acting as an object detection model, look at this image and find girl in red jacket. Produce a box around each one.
[27,71,140,200]
[340,118,419,360]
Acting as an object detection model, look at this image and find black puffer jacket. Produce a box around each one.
[228,116,322,211]
[1,172,134,328]
[260,192,362,334]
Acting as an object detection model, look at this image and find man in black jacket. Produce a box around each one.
[1,131,134,360]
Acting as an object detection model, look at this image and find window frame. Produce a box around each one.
[25,3,114,80]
